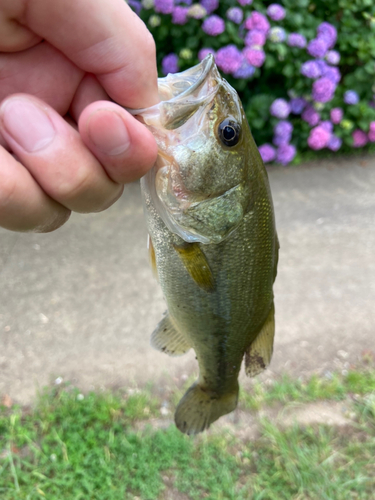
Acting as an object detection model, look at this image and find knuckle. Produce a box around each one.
[0,171,18,210]
[53,169,121,214]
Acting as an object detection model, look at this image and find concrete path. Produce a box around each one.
[1,155,374,405]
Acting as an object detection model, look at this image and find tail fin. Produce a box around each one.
[174,382,239,435]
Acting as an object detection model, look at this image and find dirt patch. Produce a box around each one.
[277,401,352,428]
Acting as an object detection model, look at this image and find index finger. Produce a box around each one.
[22,0,159,108]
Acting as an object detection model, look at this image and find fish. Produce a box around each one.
[132,55,279,435]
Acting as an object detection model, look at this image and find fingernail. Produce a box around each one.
[1,98,56,152]
[87,109,130,156]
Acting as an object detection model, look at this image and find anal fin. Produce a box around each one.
[245,303,275,377]
[151,313,191,356]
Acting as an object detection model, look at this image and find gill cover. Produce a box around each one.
[130,55,243,244]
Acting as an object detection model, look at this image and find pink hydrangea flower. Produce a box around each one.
[368,122,375,142]
[244,12,270,33]
[307,126,331,150]
[330,108,343,124]
[352,130,368,148]
[243,47,266,67]
[245,29,267,47]
[215,45,243,74]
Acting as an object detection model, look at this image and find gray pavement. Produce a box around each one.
[1,155,375,405]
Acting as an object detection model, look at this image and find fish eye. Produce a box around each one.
[218,118,241,147]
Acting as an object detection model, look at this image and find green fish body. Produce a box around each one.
[134,56,278,435]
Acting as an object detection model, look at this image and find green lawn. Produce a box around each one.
[1,367,374,500]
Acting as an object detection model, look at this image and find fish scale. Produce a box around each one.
[135,55,278,435]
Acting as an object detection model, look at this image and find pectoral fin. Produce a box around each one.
[147,235,158,279]
[151,313,191,356]
[173,242,214,292]
[245,304,275,377]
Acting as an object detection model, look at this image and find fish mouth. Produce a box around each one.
[157,54,216,103]
[128,55,220,130]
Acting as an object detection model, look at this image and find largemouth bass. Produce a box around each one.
[134,55,279,435]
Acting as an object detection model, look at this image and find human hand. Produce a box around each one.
[0,0,159,232]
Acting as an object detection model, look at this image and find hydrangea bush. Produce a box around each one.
[128,0,375,165]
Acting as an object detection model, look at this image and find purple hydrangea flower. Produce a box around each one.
[202,15,225,36]
[273,120,293,145]
[128,0,142,15]
[344,90,359,105]
[327,135,342,151]
[315,59,328,76]
[352,129,368,147]
[287,33,306,48]
[226,7,243,24]
[215,45,243,74]
[317,22,337,49]
[233,61,255,79]
[320,120,333,133]
[324,67,341,84]
[270,99,291,119]
[307,38,329,58]
[175,0,192,4]
[330,108,343,124]
[268,27,286,43]
[259,144,276,163]
[302,106,320,126]
[245,29,267,47]
[162,53,179,75]
[301,61,322,79]
[172,6,189,24]
[154,0,174,14]
[267,4,285,21]
[369,122,375,142]
[198,47,215,61]
[274,120,293,137]
[307,126,331,150]
[243,47,266,67]
[237,0,252,5]
[245,12,270,33]
[290,97,306,114]
[326,50,340,65]
[200,0,219,14]
[276,144,296,165]
[312,77,336,103]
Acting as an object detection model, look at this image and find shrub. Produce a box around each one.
[128,0,375,165]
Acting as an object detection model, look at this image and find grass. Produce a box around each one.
[0,368,375,500]
[240,369,375,410]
